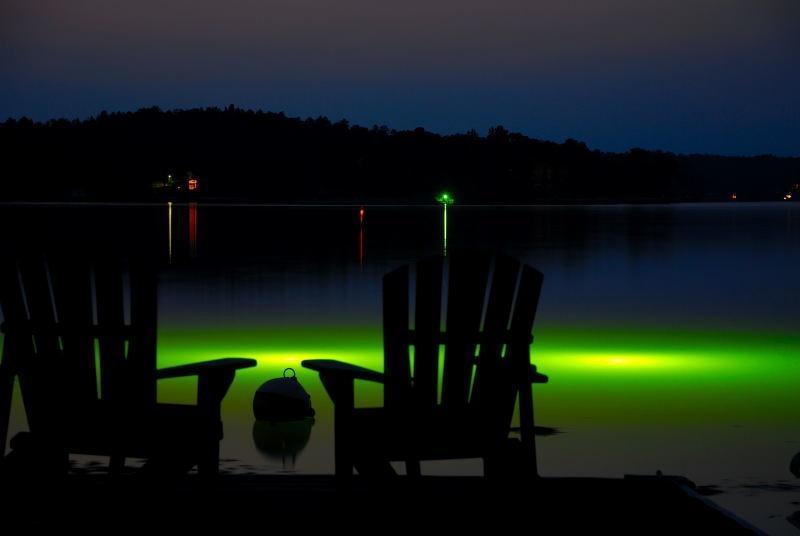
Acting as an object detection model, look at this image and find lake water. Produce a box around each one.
[2,202,799,533]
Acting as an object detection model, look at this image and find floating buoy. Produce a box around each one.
[253,368,315,421]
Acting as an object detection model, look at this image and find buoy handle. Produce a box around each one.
[283,367,296,378]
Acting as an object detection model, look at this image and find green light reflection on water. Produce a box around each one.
[155,325,800,426]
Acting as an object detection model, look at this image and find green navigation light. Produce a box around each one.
[436,192,454,254]
[436,192,454,205]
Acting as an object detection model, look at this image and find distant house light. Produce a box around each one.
[188,178,198,191]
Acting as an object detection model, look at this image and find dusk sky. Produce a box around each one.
[1,0,798,155]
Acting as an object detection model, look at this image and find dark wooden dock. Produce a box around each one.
[0,473,762,533]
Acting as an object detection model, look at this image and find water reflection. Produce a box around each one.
[2,202,800,533]
[166,202,201,262]
[252,419,315,472]
[188,202,198,258]
[358,207,365,267]
[167,201,173,263]
[443,203,448,255]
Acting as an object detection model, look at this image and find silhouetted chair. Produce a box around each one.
[303,251,549,478]
[0,254,256,477]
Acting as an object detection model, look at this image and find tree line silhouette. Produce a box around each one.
[1,106,798,203]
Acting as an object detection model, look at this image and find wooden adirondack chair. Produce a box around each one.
[0,253,256,477]
[303,251,549,478]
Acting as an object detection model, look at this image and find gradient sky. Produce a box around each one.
[1,0,798,155]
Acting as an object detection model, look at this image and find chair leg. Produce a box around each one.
[484,454,509,479]
[198,439,220,477]
[197,372,233,478]
[406,459,421,477]
[0,363,14,460]
[321,373,356,481]
[334,421,355,481]
[196,419,221,477]
[354,457,397,479]
[110,454,125,476]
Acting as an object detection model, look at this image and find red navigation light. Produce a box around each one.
[359,206,365,224]
[188,178,198,191]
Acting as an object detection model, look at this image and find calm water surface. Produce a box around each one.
[2,202,799,533]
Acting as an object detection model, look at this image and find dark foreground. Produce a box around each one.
[0,474,761,533]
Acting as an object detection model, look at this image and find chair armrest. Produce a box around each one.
[301,359,384,383]
[158,358,257,418]
[301,359,382,476]
[156,357,257,379]
[530,364,549,384]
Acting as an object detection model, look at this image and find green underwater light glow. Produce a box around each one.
[153,324,800,426]
[3,322,798,458]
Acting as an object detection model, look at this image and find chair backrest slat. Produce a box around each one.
[49,255,97,405]
[0,259,39,430]
[382,265,410,410]
[0,260,29,343]
[470,255,521,413]
[0,255,160,432]
[17,258,59,358]
[441,252,491,411]
[383,251,543,436]
[506,264,544,416]
[412,256,443,410]
[510,265,544,341]
[128,263,158,406]
[94,257,127,403]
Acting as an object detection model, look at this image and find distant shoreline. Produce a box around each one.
[1,199,795,208]
[3,107,799,204]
